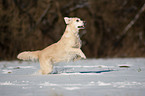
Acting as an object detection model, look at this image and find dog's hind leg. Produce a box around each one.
[39,56,53,75]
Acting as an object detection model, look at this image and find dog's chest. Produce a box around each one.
[70,34,81,48]
[61,32,82,48]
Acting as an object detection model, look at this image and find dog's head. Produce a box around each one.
[64,17,86,30]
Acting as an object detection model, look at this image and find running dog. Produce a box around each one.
[17,17,86,74]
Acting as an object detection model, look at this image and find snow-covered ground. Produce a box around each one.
[0,58,145,96]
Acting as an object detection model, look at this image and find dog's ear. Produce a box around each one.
[64,17,71,24]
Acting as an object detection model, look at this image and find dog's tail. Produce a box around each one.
[17,51,40,61]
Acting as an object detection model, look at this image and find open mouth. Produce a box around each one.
[78,25,85,29]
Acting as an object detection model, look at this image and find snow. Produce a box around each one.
[0,58,145,96]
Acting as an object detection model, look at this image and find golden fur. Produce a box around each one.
[17,17,86,74]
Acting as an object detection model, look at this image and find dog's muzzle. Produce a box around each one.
[78,21,86,29]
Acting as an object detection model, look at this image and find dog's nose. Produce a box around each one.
[83,21,86,25]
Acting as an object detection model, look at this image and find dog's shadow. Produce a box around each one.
[51,67,114,74]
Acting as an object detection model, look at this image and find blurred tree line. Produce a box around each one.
[0,0,145,60]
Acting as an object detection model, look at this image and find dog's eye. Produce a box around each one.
[76,19,79,22]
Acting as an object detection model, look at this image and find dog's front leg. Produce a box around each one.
[73,55,81,61]
[70,48,86,59]
[39,56,53,75]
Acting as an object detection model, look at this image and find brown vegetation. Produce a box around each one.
[0,0,145,60]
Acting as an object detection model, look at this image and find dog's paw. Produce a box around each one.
[81,54,86,59]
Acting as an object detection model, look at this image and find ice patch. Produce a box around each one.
[113,81,142,88]
[97,81,111,86]
[2,69,13,74]
[0,81,28,86]
[16,66,36,69]
[90,81,95,84]
[22,86,31,89]
[3,65,35,70]
[22,81,30,83]
[97,81,143,88]
[0,81,15,85]
[39,82,82,87]
[64,87,80,90]
[39,82,58,86]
